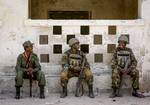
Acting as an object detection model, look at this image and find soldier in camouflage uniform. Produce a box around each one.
[60,38,94,98]
[15,41,46,99]
[110,35,144,98]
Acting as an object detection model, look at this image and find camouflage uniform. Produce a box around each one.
[60,38,94,98]
[60,49,93,87]
[109,35,144,98]
[111,47,139,89]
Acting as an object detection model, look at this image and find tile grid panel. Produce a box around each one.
[38,25,130,64]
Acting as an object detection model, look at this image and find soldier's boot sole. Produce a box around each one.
[116,89,123,97]
[89,93,95,98]
[109,93,116,98]
[15,96,20,99]
[60,93,67,98]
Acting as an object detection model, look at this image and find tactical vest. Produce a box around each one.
[117,50,131,68]
[68,54,82,68]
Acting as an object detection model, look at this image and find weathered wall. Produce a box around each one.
[140,0,150,92]
[0,0,150,95]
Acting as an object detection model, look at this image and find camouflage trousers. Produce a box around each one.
[15,70,46,87]
[60,68,93,87]
[111,68,139,89]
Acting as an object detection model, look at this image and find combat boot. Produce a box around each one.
[60,85,67,98]
[15,86,20,99]
[88,85,95,98]
[109,88,116,98]
[40,86,45,99]
[132,89,144,98]
[116,88,122,97]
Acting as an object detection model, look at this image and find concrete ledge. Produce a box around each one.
[0,65,132,95]
[0,74,132,95]
[24,19,145,27]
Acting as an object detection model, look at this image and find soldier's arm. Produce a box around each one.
[15,54,27,72]
[61,52,69,70]
[111,49,118,70]
[129,49,137,70]
[33,54,41,72]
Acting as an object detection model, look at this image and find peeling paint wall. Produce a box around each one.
[0,0,150,94]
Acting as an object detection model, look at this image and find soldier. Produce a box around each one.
[15,41,46,99]
[60,38,94,98]
[110,35,144,98]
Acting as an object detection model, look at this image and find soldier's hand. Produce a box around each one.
[69,65,74,69]
[27,68,33,75]
[124,69,130,74]
[74,66,81,70]
[120,69,126,74]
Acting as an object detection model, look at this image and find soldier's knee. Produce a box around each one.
[37,70,45,77]
[16,72,23,80]
[60,71,68,80]
[85,73,93,79]
[84,70,93,83]
[131,69,139,77]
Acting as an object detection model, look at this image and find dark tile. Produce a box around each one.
[94,53,103,63]
[80,26,89,35]
[107,44,116,53]
[94,35,102,44]
[40,54,49,63]
[108,26,116,35]
[80,44,89,53]
[39,35,48,44]
[53,44,62,54]
[53,26,62,35]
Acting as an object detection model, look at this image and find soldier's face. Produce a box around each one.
[25,46,33,53]
[118,41,126,49]
[72,42,80,50]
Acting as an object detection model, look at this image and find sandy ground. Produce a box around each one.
[0,93,150,105]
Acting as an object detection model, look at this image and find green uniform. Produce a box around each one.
[111,47,139,89]
[15,53,46,87]
[60,49,93,86]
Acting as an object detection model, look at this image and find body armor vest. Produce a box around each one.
[69,54,82,68]
[117,50,131,69]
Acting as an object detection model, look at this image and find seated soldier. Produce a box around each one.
[15,41,46,99]
[110,35,144,98]
[60,38,94,98]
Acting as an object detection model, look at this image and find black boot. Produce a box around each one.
[116,88,122,97]
[60,86,67,98]
[15,86,20,99]
[40,86,45,99]
[109,88,116,98]
[88,85,95,98]
[132,89,144,98]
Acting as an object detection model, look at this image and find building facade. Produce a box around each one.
[0,0,150,95]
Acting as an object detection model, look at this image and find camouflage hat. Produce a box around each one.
[69,38,79,47]
[118,35,128,43]
[23,40,34,48]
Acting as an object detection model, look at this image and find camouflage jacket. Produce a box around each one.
[15,52,41,73]
[111,47,137,70]
[62,49,90,70]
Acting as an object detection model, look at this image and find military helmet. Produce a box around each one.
[69,38,79,47]
[23,40,34,48]
[118,35,128,43]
